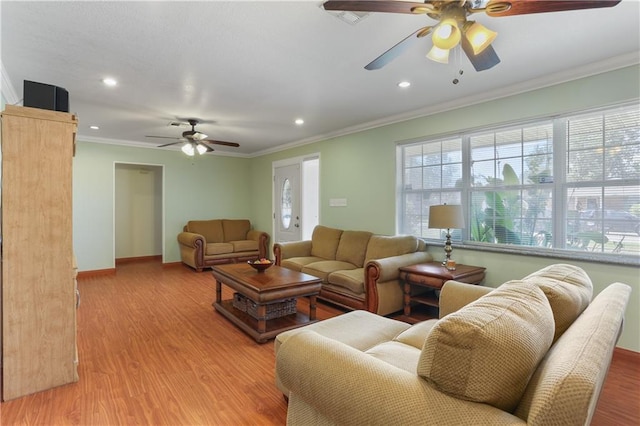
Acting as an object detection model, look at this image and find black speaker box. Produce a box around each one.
[23,80,69,112]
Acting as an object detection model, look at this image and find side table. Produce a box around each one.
[399,262,486,323]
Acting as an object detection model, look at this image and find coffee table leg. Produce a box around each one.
[403,282,411,317]
[309,295,317,321]
[257,304,267,333]
[215,280,222,303]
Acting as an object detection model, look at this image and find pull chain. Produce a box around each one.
[452,46,464,85]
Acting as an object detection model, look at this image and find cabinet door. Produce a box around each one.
[1,105,78,400]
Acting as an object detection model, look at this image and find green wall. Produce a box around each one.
[71,65,639,351]
[73,142,252,270]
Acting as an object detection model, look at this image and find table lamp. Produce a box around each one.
[429,204,465,269]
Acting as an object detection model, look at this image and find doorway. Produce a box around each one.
[114,162,164,264]
[273,155,319,243]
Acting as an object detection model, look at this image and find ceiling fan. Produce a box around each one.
[323,0,622,72]
[146,119,240,156]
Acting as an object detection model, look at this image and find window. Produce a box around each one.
[398,103,640,260]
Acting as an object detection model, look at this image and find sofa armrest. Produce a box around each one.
[177,231,205,249]
[438,280,493,318]
[277,330,523,425]
[274,240,312,265]
[364,252,433,313]
[246,229,270,259]
[366,251,433,284]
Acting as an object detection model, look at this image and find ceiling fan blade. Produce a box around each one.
[461,38,500,71]
[485,0,621,17]
[157,141,182,148]
[146,135,180,140]
[323,0,430,14]
[365,26,431,70]
[202,139,240,148]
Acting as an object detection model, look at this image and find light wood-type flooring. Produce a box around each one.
[1,259,638,425]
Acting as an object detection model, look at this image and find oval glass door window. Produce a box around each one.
[281,178,292,229]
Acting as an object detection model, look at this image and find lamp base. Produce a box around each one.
[444,259,457,271]
[442,228,455,270]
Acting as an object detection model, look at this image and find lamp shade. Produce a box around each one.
[463,21,497,55]
[427,45,450,64]
[429,204,465,229]
[181,142,195,156]
[196,143,208,155]
[432,19,461,50]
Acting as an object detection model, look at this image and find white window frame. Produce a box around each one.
[397,101,640,266]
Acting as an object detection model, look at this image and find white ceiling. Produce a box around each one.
[2,1,639,156]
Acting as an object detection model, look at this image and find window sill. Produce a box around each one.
[424,240,640,267]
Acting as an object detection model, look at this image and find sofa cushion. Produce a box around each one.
[302,260,357,283]
[417,281,554,413]
[275,310,411,354]
[205,242,234,255]
[222,219,250,242]
[522,263,593,342]
[327,268,365,295]
[335,230,373,267]
[281,257,325,272]
[365,341,421,374]
[230,240,259,253]
[310,226,343,260]
[394,320,438,350]
[365,235,418,263]
[188,220,224,243]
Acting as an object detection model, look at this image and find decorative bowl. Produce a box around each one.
[248,259,273,272]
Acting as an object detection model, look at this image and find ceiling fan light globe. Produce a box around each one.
[181,142,195,156]
[464,21,497,55]
[194,132,208,140]
[427,45,449,64]
[196,143,208,155]
[436,23,452,39]
[432,19,461,50]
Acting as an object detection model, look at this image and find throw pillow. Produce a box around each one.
[522,263,593,342]
[417,280,554,413]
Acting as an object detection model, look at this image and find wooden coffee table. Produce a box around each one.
[211,263,322,343]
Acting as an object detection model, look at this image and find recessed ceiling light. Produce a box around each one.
[295,118,304,125]
[102,77,117,87]
[89,125,100,130]
[398,81,411,88]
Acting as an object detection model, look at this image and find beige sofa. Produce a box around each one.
[275,264,631,425]
[273,225,432,315]
[178,219,269,271]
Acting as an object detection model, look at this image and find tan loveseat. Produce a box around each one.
[273,225,432,315]
[178,219,269,271]
[275,264,631,425]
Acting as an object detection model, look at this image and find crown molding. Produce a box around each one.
[7,53,636,158]
[1,61,20,105]
[246,53,639,158]
[284,53,640,151]
[78,135,249,158]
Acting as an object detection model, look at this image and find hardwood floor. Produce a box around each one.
[1,259,638,425]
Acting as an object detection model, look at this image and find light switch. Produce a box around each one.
[329,198,347,207]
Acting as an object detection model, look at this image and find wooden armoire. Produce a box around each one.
[1,105,78,400]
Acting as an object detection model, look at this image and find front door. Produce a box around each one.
[274,163,301,243]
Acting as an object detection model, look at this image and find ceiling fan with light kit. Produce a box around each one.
[146,119,240,156]
[323,0,621,72]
